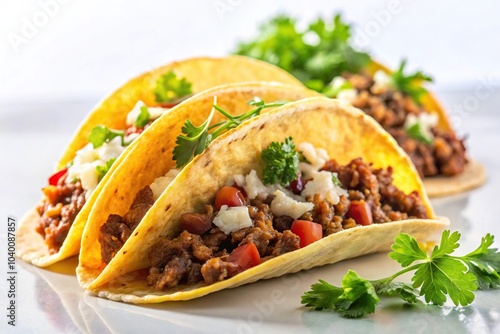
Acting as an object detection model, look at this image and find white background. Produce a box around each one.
[1,0,500,104]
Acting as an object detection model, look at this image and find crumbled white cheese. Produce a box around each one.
[66,136,126,197]
[301,171,347,205]
[336,89,358,104]
[298,142,330,169]
[270,190,313,219]
[372,70,394,91]
[330,76,347,91]
[125,101,170,126]
[404,112,438,141]
[213,205,253,234]
[150,169,180,200]
[234,170,268,200]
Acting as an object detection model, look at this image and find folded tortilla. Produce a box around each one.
[366,61,486,197]
[16,56,306,267]
[79,97,448,302]
[77,82,319,288]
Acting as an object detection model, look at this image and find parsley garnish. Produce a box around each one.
[405,123,433,145]
[96,158,117,182]
[173,98,287,168]
[391,59,433,105]
[261,137,299,186]
[88,125,126,148]
[302,230,500,318]
[154,71,193,103]
[135,106,150,128]
[234,14,370,94]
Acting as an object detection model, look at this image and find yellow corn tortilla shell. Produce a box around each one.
[81,97,448,302]
[77,82,319,288]
[366,61,485,197]
[423,159,487,197]
[16,56,305,268]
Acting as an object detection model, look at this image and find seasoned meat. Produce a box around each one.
[35,174,86,253]
[99,186,154,264]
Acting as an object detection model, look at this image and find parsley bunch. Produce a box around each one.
[234,14,370,94]
[302,230,500,318]
[173,98,288,168]
[261,137,299,186]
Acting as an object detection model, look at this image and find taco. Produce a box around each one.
[78,97,448,303]
[76,82,319,289]
[16,56,306,267]
[234,14,486,197]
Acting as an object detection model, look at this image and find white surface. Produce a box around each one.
[1,0,500,103]
[0,89,499,333]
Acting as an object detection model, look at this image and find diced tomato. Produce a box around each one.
[290,220,323,248]
[346,200,373,226]
[228,243,260,271]
[48,168,68,186]
[158,101,181,109]
[215,186,245,211]
[231,183,247,198]
[180,213,212,235]
[125,126,145,136]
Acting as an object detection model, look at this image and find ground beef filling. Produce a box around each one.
[146,158,428,290]
[35,174,86,254]
[98,186,154,264]
[345,72,467,177]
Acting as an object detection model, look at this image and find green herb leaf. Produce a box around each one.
[88,125,125,148]
[458,234,500,290]
[173,98,287,168]
[261,137,299,186]
[389,233,429,267]
[405,123,433,145]
[154,71,193,103]
[96,158,117,182]
[301,279,344,311]
[391,59,433,105]
[234,14,370,94]
[135,106,150,128]
[331,172,342,187]
[336,270,379,318]
[374,281,419,304]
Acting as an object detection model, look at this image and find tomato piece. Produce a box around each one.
[180,213,212,235]
[48,168,68,186]
[215,186,245,211]
[287,175,303,195]
[228,243,260,271]
[346,200,373,226]
[290,220,323,248]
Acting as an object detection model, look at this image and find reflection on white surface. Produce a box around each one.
[2,90,500,333]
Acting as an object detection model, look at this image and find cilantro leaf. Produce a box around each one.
[336,270,379,318]
[96,158,117,182]
[405,123,433,145]
[88,125,125,148]
[458,234,500,289]
[331,173,342,187]
[234,14,370,94]
[173,98,287,168]
[154,71,193,103]
[135,105,150,128]
[374,281,419,304]
[389,233,428,267]
[301,279,344,311]
[261,137,299,186]
[391,59,433,105]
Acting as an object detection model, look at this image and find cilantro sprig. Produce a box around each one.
[96,158,117,182]
[302,230,500,318]
[154,71,193,103]
[234,14,370,94]
[135,106,150,128]
[405,123,433,145]
[391,59,433,105]
[88,125,127,148]
[261,137,299,186]
[173,98,288,168]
